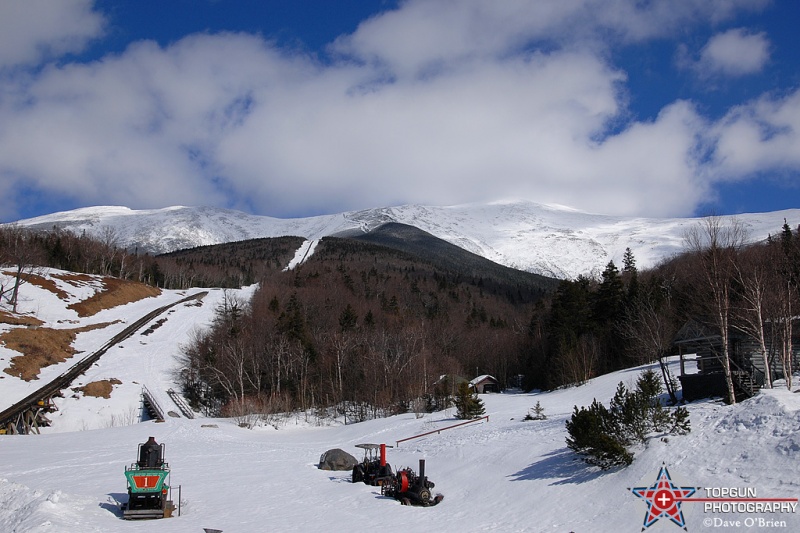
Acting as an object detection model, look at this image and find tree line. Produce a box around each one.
[3,217,799,419]
[521,217,800,404]
[0,224,302,309]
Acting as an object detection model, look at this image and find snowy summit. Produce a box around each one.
[12,201,800,279]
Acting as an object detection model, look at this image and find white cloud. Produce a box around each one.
[215,50,637,215]
[0,33,290,212]
[696,28,771,77]
[0,0,788,222]
[712,89,800,178]
[331,0,770,80]
[0,0,105,69]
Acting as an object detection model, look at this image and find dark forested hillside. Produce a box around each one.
[177,235,554,419]
[156,236,306,288]
[350,222,558,299]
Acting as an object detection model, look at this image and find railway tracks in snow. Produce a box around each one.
[0,291,207,435]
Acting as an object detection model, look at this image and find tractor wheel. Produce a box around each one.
[419,488,431,505]
[352,465,364,483]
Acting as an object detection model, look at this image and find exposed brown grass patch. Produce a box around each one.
[52,272,96,283]
[2,270,70,300]
[67,277,161,317]
[0,310,44,327]
[2,271,161,317]
[74,378,122,399]
[1,322,114,381]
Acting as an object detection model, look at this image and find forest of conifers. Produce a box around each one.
[1,217,799,419]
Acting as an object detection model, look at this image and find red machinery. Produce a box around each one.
[382,458,443,506]
[352,443,394,486]
[352,443,443,506]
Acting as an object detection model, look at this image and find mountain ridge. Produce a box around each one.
[10,201,800,279]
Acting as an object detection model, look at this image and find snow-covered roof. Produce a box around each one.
[470,374,497,385]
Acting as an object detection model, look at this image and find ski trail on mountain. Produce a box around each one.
[284,239,319,271]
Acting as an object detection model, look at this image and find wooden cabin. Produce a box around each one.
[672,318,800,401]
[470,375,500,394]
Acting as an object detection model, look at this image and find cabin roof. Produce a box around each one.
[470,375,498,385]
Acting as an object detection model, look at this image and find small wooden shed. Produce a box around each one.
[470,375,500,394]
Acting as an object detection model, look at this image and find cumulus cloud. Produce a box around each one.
[0,0,790,222]
[331,0,769,79]
[215,50,636,214]
[0,34,286,212]
[0,0,105,69]
[695,28,771,77]
[712,89,800,179]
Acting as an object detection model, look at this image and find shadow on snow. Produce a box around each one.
[508,448,618,485]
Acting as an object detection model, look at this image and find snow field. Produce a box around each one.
[1,270,799,532]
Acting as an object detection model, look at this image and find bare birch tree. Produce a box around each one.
[684,216,748,404]
[773,279,797,390]
[0,225,43,313]
[731,246,774,388]
[618,293,679,403]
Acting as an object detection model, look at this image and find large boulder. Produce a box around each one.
[319,448,358,471]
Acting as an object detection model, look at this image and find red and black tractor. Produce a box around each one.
[352,443,443,506]
[352,443,394,486]
[382,458,443,506]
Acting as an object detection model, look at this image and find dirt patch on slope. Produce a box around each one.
[2,270,71,300]
[0,311,44,327]
[3,271,161,316]
[1,322,114,381]
[74,378,122,398]
[66,277,161,317]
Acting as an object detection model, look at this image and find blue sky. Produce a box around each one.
[1,0,799,223]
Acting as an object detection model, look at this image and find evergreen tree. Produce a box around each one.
[548,279,592,351]
[454,381,486,419]
[338,303,358,332]
[593,261,625,323]
[565,400,632,469]
[363,309,375,328]
[780,219,800,289]
[565,369,690,469]
[592,261,627,371]
[276,292,317,358]
[523,401,547,421]
[622,247,639,300]
[622,247,636,273]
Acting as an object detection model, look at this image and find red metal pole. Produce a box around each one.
[395,415,490,446]
[380,443,386,467]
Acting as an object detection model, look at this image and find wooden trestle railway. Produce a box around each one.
[0,291,207,435]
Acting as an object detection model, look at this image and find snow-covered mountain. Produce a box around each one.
[12,201,800,278]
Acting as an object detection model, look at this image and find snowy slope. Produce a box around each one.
[1,271,799,532]
[12,201,800,279]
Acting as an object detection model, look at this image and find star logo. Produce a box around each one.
[630,464,697,530]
